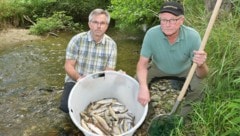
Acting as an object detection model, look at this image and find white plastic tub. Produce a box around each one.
[68,71,148,136]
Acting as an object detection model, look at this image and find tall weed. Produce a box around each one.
[206,17,240,91]
[186,8,240,135]
[191,93,240,136]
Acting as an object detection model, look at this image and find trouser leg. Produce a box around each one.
[59,82,75,113]
[178,74,204,118]
[147,63,168,84]
[147,63,204,117]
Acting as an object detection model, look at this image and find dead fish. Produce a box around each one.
[104,110,113,127]
[80,112,90,121]
[116,112,134,121]
[81,119,91,132]
[87,123,105,135]
[109,106,118,121]
[123,118,134,132]
[93,114,111,132]
[92,116,111,135]
[112,121,122,135]
[89,102,102,110]
[96,98,117,105]
[89,105,108,115]
[80,98,135,135]
[112,104,128,114]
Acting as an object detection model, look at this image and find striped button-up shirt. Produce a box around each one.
[65,31,117,82]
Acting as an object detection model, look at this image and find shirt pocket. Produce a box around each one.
[78,50,88,60]
[97,53,108,66]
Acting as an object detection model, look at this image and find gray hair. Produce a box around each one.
[88,9,111,24]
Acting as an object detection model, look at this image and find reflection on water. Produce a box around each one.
[0,30,143,135]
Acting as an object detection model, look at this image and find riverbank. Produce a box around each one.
[0,28,41,50]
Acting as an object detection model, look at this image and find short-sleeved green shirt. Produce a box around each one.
[140,25,201,75]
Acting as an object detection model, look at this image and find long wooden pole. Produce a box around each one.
[168,0,223,114]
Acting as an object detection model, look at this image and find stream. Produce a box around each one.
[0,29,143,136]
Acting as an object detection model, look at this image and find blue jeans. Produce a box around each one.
[59,82,75,113]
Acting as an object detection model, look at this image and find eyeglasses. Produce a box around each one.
[160,17,182,25]
[91,21,108,26]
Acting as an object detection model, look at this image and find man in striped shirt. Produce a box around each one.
[59,9,117,113]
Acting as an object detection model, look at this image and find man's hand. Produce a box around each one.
[193,50,209,78]
[193,50,207,67]
[138,84,150,106]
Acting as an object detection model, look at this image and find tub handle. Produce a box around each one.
[92,72,105,79]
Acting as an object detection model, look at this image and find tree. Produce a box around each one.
[109,0,240,31]
[109,0,165,31]
[204,0,232,12]
[56,0,110,22]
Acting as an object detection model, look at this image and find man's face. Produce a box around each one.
[88,14,109,37]
[159,12,184,36]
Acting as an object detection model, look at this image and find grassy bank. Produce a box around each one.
[180,10,240,135]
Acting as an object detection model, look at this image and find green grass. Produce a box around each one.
[190,92,240,136]
[181,10,240,135]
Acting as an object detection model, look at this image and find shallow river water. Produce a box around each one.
[0,29,143,136]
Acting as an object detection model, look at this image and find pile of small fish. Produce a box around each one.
[149,79,181,115]
[80,98,135,135]
[134,78,183,135]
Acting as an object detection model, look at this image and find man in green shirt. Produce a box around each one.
[136,1,209,117]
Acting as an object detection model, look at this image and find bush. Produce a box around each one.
[29,11,81,35]
[0,0,26,28]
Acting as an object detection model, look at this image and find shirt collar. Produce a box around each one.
[178,25,184,40]
[87,31,106,44]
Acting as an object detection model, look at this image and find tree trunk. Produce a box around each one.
[204,0,232,12]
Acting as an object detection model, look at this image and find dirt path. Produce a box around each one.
[0,28,41,49]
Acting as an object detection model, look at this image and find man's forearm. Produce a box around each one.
[196,63,209,78]
[137,65,148,86]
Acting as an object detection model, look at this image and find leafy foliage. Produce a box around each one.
[29,11,81,35]
[19,0,57,19]
[231,0,240,16]
[0,0,111,29]
[0,0,26,27]
[109,0,164,31]
[109,0,206,31]
[56,0,110,22]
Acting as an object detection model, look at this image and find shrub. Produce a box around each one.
[29,11,81,35]
[0,0,26,28]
